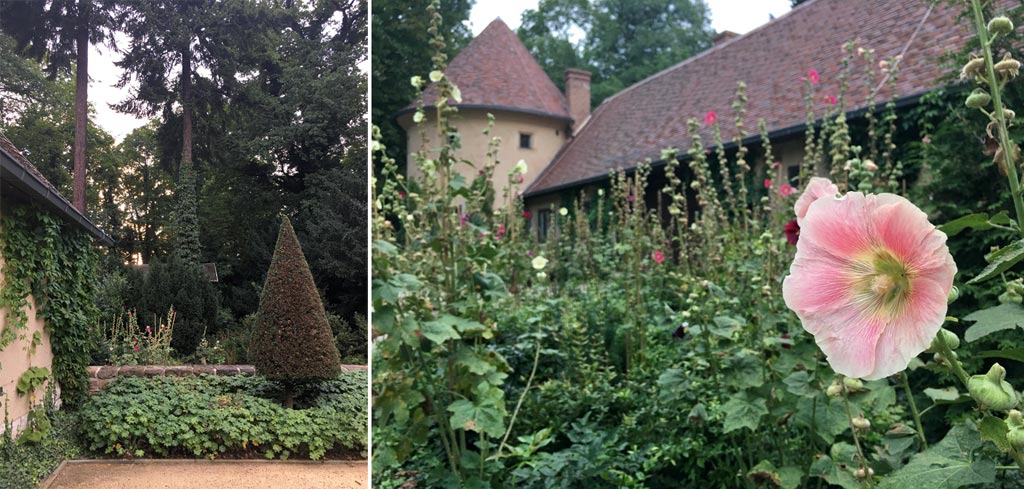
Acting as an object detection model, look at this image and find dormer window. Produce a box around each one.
[519,132,532,149]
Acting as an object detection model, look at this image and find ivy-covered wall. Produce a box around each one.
[0,201,99,420]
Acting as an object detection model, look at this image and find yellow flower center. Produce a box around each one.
[852,249,913,316]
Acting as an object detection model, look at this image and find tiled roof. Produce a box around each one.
[0,133,64,198]
[527,0,972,195]
[407,18,571,120]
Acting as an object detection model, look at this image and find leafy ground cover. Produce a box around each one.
[371,2,1024,487]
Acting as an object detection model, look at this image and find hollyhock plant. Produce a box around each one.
[824,94,837,106]
[783,179,957,380]
[780,184,795,196]
[705,111,718,125]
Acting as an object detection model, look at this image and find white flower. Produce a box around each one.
[451,85,462,103]
[512,159,528,175]
[597,189,604,196]
[413,111,425,123]
[532,256,548,270]
[559,207,568,216]
[429,70,443,82]
[536,272,547,280]
[410,75,423,88]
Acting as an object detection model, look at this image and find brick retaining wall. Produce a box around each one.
[86,364,367,394]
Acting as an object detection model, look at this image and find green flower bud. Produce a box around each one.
[1008,280,1024,296]
[929,329,960,352]
[968,363,1020,411]
[989,16,1015,36]
[843,377,864,392]
[1007,410,1024,450]
[852,415,871,431]
[965,89,992,109]
[948,285,960,304]
[999,289,1023,305]
[826,381,843,398]
[854,467,874,479]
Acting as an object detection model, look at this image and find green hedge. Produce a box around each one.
[79,371,367,460]
[0,411,84,489]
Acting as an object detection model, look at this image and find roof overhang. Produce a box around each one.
[0,149,115,246]
[393,103,574,127]
[524,87,942,199]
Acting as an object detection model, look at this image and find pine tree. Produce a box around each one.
[174,158,201,263]
[250,215,341,408]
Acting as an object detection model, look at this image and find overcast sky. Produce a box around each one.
[86,1,789,140]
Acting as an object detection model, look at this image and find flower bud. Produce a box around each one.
[863,160,878,171]
[961,57,986,81]
[826,381,843,398]
[854,467,874,479]
[968,363,1020,411]
[965,89,992,109]
[996,58,1022,80]
[929,329,960,352]
[948,285,960,304]
[999,289,1023,304]
[852,415,871,431]
[843,377,865,392]
[410,75,423,88]
[989,16,1015,36]
[1007,410,1024,449]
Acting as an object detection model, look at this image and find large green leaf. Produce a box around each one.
[938,211,1009,237]
[963,303,1024,342]
[782,370,817,398]
[722,391,768,433]
[878,423,997,489]
[977,348,1024,362]
[978,415,1010,452]
[448,384,506,438]
[420,316,462,344]
[968,239,1024,284]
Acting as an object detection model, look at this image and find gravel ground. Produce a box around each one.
[41,460,368,489]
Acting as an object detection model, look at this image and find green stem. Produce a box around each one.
[900,371,929,450]
[497,341,541,456]
[969,0,1024,238]
[842,384,874,487]
[933,330,970,388]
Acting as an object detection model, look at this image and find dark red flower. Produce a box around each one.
[523,210,532,219]
[781,332,792,349]
[673,323,687,339]
[784,220,800,245]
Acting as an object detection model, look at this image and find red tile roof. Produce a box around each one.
[527,0,973,195]
[408,18,570,120]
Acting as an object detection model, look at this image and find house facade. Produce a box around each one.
[0,134,111,435]
[401,0,976,237]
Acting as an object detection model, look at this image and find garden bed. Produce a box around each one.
[85,364,367,394]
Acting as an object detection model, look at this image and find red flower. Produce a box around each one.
[523,210,532,219]
[653,250,665,264]
[764,178,772,189]
[705,111,718,125]
[780,184,795,197]
[781,332,792,349]
[133,344,140,352]
[673,323,687,339]
[807,69,820,84]
[784,219,800,245]
[824,94,837,106]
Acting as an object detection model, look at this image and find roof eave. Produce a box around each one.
[0,151,115,246]
[393,103,573,126]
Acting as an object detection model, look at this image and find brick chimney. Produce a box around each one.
[565,68,592,134]
[713,30,739,45]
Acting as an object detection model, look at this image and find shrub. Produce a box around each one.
[329,312,368,364]
[250,216,341,406]
[0,410,84,489]
[125,255,219,356]
[78,372,367,460]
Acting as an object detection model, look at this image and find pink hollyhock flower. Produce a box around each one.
[653,250,665,264]
[824,94,837,106]
[783,185,957,380]
[784,220,800,245]
[794,177,839,224]
[922,136,932,144]
[705,111,718,125]
[523,210,532,219]
[518,174,525,184]
[133,344,140,352]
[772,161,781,169]
[627,194,635,202]
[764,179,772,188]
[460,214,469,226]
[807,69,820,84]
[780,184,795,196]
[146,326,151,333]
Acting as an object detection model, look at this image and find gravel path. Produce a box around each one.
[41,460,367,489]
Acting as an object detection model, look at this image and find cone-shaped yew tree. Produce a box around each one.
[250,215,341,407]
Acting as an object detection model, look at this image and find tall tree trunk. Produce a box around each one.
[181,43,192,165]
[72,0,90,213]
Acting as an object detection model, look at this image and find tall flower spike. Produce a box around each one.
[783,180,957,380]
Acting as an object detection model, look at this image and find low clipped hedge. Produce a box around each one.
[79,371,366,460]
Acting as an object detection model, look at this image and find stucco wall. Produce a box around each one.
[401,108,569,208]
[0,257,56,436]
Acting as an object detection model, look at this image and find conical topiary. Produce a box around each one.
[250,215,341,406]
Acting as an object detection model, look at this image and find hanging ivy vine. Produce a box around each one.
[0,203,99,408]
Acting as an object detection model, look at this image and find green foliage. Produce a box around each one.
[518,0,713,105]
[0,410,84,489]
[0,203,99,408]
[329,312,368,364]
[173,158,202,263]
[124,255,218,356]
[250,217,341,386]
[16,367,49,396]
[879,423,997,489]
[963,303,1024,342]
[78,372,367,460]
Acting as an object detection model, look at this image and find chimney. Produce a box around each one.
[565,68,591,134]
[713,30,739,45]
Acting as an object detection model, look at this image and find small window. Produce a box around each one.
[537,209,552,242]
[786,164,800,184]
[519,133,533,149]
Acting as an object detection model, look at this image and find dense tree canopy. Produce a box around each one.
[519,0,714,106]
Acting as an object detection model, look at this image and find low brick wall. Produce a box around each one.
[86,364,368,395]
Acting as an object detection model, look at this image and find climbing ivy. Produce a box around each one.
[0,203,99,408]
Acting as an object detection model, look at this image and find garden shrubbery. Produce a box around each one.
[79,371,367,460]
[0,410,85,489]
[124,256,219,357]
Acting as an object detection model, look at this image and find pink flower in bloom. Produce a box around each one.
[518,174,525,184]
[146,326,151,333]
[772,161,781,169]
[922,136,932,144]
[782,180,957,380]
[807,69,820,84]
[133,344,140,352]
[627,194,635,202]
[780,184,795,197]
[824,94,837,106]
[764,179,772,189]
[653,250,665,264]
[794,177,839,224]
[705,111,718,125]
[460,214,469,226]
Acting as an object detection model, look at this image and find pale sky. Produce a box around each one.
[469,0,792,36]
